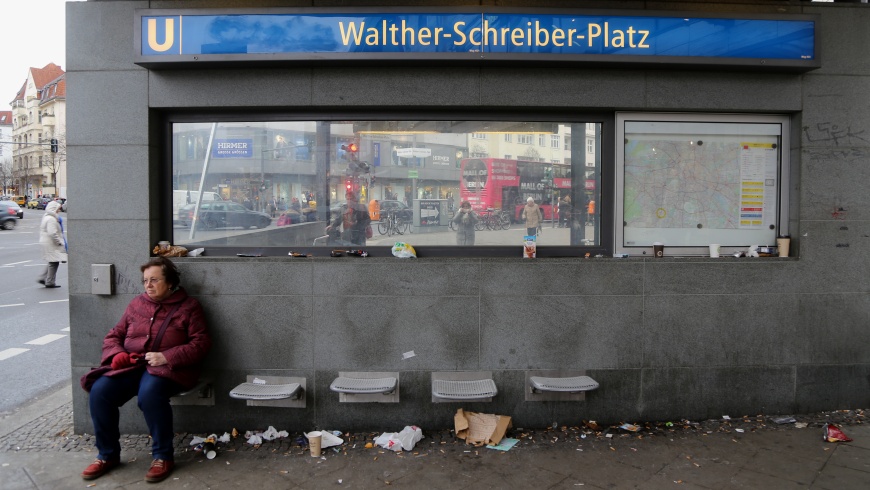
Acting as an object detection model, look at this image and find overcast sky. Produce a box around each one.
[2,0,83,107]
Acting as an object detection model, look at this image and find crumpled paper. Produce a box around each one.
[189,433,219,446]
[321,430,344,448]
[374,425,423,452]
[245,426,289,445]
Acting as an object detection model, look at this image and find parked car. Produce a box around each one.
[179,201,271,230]
[0,201,22,229]
[36,196,54,210]
[26,198,39,209]
[14,196,27,206]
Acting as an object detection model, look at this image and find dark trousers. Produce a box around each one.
[89,370,182,461]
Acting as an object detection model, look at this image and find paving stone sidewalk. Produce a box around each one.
[2,395,866,456]
[1,385,868,489]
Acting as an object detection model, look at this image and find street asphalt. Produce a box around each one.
[0,382,868,489]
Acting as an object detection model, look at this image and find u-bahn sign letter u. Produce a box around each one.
[145,17,177,54]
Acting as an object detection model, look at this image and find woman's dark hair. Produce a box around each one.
[140,257,181,289]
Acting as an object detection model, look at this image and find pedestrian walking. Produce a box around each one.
[37,201,67,288]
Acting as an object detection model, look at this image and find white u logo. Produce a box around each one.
[147,18,175,52]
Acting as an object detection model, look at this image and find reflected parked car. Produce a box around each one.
[0,201,22,229]
[179,201,271,230]
[276,209,305,226]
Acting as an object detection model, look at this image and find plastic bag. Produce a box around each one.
[823,424,853,442]
[374,425,423,452]
[392,242,417,258]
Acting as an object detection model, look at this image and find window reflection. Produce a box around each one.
[171,120,601,250]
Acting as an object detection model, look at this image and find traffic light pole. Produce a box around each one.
[0,139,59,152]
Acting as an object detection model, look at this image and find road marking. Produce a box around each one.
[3,260,32,266]
[39,299,69,304]
[0,303,25,308]
[0,348,30,361]
[61,327,70,332]
[25,334,67,345]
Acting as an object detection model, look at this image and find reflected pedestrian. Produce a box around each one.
[587,198,596,225]
[452,201,478,245]
[559,196,572,228]
[521,197,542,237]
[326,190,371,246]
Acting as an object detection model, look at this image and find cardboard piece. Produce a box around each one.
[454,409,512,446]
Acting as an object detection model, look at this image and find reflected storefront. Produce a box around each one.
[171,119,604,252]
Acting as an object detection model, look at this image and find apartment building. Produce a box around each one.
[10,63,66,198]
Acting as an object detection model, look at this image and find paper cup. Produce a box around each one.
[776,237,790,257]
[203,442,217,460]
[709,244,721,258]
[308,431,322,457]
[158,241,170,251]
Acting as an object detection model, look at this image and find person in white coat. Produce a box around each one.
[38,200,67,288]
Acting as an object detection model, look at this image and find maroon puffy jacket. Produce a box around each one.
[102,287,211,390]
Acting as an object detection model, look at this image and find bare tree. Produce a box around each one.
[522,147,541,161]
[0,158,12,195]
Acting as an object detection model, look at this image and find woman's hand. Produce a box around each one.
[144,352,168,367]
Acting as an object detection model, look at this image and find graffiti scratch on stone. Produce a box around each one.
[803,122,867,147]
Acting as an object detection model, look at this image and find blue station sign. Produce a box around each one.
[135,9,818,70]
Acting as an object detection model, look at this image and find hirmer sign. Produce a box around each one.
[135,9,818,71]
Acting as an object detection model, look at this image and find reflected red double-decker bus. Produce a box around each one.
[459,158,571,222]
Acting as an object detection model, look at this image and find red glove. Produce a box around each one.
[111,352,141,370]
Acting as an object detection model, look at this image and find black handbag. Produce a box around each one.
[80,304,181,393]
